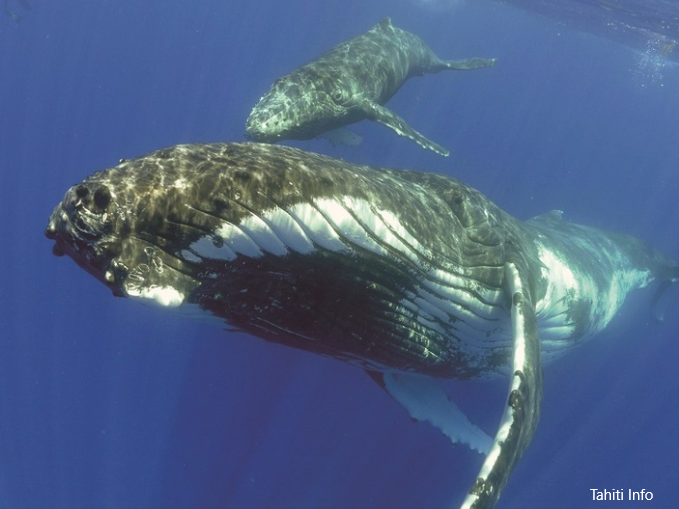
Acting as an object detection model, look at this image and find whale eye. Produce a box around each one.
[332,89,344,102]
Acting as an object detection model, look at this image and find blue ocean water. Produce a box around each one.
[2,1,679,508]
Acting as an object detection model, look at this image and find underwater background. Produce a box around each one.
[2,0,679,508]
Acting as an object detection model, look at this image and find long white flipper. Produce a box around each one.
[383,373,492,454]
[461,262,543,509]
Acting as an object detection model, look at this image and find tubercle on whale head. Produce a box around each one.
[47,148,222,307]
[45,167,203,307]
[244,83,301,142]
[45,180,128,296]
[244,107,284,143]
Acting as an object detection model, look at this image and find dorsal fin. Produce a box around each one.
[377,17,392,29]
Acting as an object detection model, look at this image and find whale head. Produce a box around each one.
[245,71,355,142]
[45,149,206,307]
[45,176,126,295]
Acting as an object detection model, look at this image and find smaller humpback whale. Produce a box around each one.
[46,143,678,508]
[245,18,496,156]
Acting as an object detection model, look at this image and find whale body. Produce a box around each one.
[245,18,496,156]
[45,142,678,508]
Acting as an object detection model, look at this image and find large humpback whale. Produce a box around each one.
[46,143,678,508]
[244,18,496,157]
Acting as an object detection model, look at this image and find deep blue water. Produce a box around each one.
[2,1,679,508]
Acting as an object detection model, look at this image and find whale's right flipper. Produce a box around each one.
[355,98,450,157]
[461,262,543,509]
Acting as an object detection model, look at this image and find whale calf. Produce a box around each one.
[245,18,496,156]
[46,143,678,508]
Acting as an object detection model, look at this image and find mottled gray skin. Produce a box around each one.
[46,142,531,377]
[45,142,677,508]
[45,143,676,371]
[245,18,496,156]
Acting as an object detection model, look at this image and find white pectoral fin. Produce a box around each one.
[356,99,450,157]
[461,262,543,509]
[382,372,492,454]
